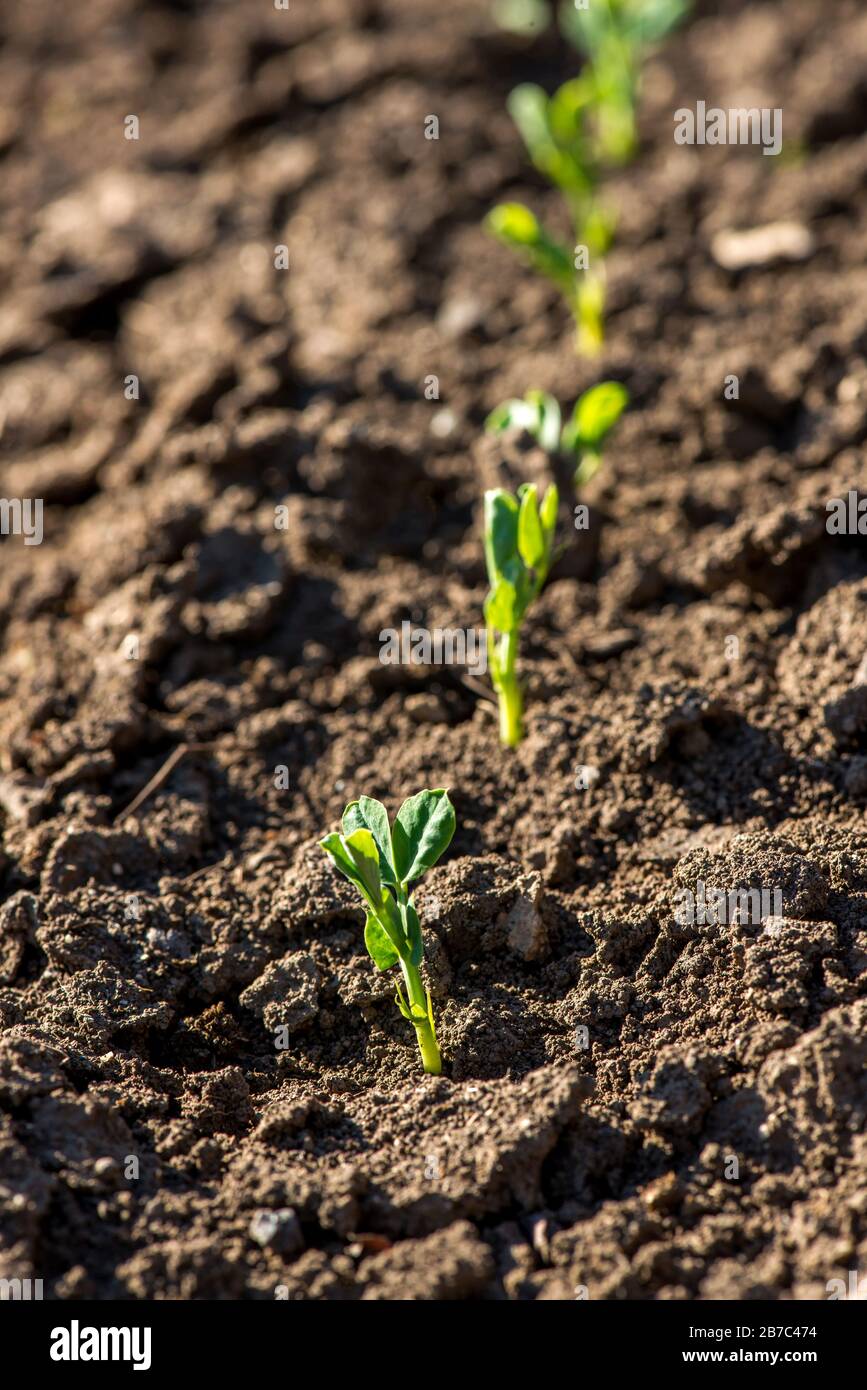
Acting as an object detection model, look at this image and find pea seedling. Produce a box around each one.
[320,790,455,1075]
[487,78,612,355]
[486,380,628,488]
[487,0,690,352]
[484,482,558,746]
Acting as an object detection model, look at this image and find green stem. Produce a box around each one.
[399,958,441,1075]
[497,676,523,747]
[494,629,523,747]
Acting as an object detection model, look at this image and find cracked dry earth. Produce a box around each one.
[1,0,866,1301]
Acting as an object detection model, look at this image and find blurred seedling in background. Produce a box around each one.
[320,791,455,1076]
[486,79,612,355]
[560,0,691,165]
[487,0,690,352]
[484,482,558,746]
[486,380,628,488]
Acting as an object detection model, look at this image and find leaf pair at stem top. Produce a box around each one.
[320,790,456,1075]
[485,380,628,488]
[487,0,691,353]
[484,481,558,747]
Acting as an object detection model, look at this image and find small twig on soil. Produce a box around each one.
[114,742,210,824]
[182,853,233,883]
[460,673,498,705]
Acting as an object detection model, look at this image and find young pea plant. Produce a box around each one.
[484,481,558,747]
[486,78,612,356]
[486,380,628,489]
[487,0,690,353]
[320,790,455,1076]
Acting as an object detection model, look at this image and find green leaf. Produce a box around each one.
[364,913,399,970]
[524,390,562,453]
[508,81,592,197]
[484,576,519,633]
[391,789,456,883]
[343,828,382,905]
[547,76,595,144]
[507,84,553,167]
[486,393,561,454]
[320,832,374,905]
[486,204,575,292]
[483,489,520,587]
[539,482,559,549]
[342,796,397,885]
[486,200,540,248]
[517,484,545,569]
[485,398,539,438]
[394,983,413,1021]
[565,381,628,453]
[404,899,424,968]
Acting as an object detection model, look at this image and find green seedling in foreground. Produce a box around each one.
[320,790,455,1076]
[486,380,628,488]
[484,482,558,746]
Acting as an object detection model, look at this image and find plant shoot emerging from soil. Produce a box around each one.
[487,78,612,354]
[320,790,456,1075]
[487,0,689,351]
[486,380,628,488]
[484,482,558,746]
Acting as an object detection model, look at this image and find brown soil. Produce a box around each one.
[1,0,866,1301]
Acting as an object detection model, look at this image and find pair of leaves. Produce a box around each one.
[485,382,628,472]
[484,484,558,636]
[321,791,456,972]
[342,790,455,886]
[507,80,595,198]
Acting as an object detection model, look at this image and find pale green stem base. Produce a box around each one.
[492,629,523,748]
[497,678,523,747]
[400,959,441,1075]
